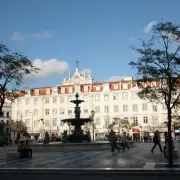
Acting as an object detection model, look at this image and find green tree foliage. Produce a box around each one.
[9,120,27,135]
[113,118,131,133]
[0,43,40,116]
[129,22,180,166]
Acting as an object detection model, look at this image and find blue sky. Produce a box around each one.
[0,0,180,88]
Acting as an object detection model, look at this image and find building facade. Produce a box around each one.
[0,102,11,138]
[11,66,172,140]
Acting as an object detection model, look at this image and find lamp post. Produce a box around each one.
[91,110,95,141]
[29,112,33,134]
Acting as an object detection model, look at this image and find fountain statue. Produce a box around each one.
[61,93,93,143]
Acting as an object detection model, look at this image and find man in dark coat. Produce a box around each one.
[109,130,120,152]
[151,130,163,153]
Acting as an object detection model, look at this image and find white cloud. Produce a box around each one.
[144,21,157,33]
[11,32,24,41]
[105,76,125,82]
[32,31,51,39]
[23,59,69,83]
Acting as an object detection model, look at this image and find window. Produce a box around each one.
[104,94,109,101]
[35,90,39,96]
[114,85,118,90]
[45,109,49,115]
[7,112,9,118]
[53,108,57,115]
[17,99,21,106]
[60,96,64,103]
[142,103,148,111]
[96,86,100,91]
[69,87,73,93]
[122,93,128,100]
[104,116,109,128]
[123,105,128,112]
[113,93,118,100]
[46,89,50,95]
[153,105,158,111]
[60,120,64,126]
[45,97,49,104]
[95,106,100,113]
[68,108,73,114]
[132,92,137,99]
[84,86,88,92]
[132,104,138,112]
[45,120,49,127]
[34,109,38,116]
[143,116,148,123]
[68,96,72,102]
[172,91,177,96]
[60,108,65,115]
[122,84,128,89]
[25,119,30,127]
[104,106,109,113]
[95,94,100,101]
[133,117,138,126]
[114,105,119,113]
[52,88,57,93]
[25,110,29,117]
[52,97,57,103]
[83,96,88,102]
[61,88,65,93]
[52,119,57,127]
[17,110,21,117]
[34,98,38,105]
[84,108,88,113]
[25,89,30,95]
[25,99,29,105]
[95,117,100,125]
[34,120,38,128]
[163,104,166,110]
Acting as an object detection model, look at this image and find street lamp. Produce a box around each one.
[91,110,95,141]
[29,112,33,134]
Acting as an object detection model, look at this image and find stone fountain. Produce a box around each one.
[61,93,93,143]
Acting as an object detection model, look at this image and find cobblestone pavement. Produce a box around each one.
[0,142,179,168]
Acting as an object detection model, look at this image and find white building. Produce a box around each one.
[11,66,170,140]
[0,102,11,137]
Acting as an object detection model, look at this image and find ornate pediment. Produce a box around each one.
[62,67,93,85]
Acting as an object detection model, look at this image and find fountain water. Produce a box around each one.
[61,93,93,143]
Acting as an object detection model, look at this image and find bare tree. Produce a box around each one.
[129,22,180,167]
[0,43,40,116]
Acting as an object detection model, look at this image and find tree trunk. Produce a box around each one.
[167,107,173,167]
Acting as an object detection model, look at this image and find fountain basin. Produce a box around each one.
[62,118,93,126]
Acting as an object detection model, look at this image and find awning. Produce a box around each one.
[132,128,140,133]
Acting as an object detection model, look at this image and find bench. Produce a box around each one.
[164,150,178,159]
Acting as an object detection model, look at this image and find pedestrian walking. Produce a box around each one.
[109,130,120,152]
[122,132,129,150]
[151,130,163,153]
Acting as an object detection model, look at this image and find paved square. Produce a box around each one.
[0,143,179,168]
